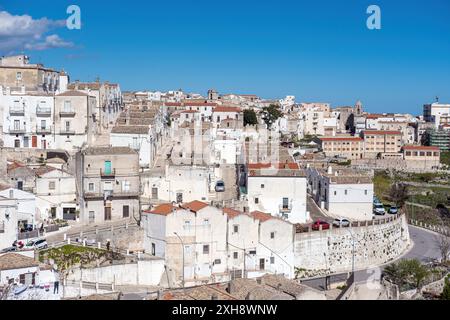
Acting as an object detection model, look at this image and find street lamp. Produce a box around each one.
[174,232,185,288]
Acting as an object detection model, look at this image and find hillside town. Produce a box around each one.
[1,54,450,301]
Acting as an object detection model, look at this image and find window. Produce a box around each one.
[233,252,238,259]
[270,232,275,239]
[41,120,46,130]
[282,198,289,209]
[151,243,156,256]
[365,190,368,195]
[89,211,95,223]
[334,191,337,196]
[176,192,183,203]
[14,120,20,130]
[203,219,209,225]
[233,225,239,234]
[65,121,71,132]
[255,197,259,204]
[64,100,72,112]
[203,245,210,254]
[123,205,129,218]
[249,250,257,255]
[214,259,221,265]
[104,161,112,175]
[49,181,56,190]
[345,190,348,195]
[16,72,22,81]
[14,139,20,148]
[261,184,265,189]
[88,183,95,192]
[270,257,275,264]
[122,180,131,192]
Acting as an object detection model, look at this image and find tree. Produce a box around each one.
[436,233,450,263]
[261,104,282,129]
[389,182,409,207]
[403,259,430,289]
[243,109,258,127]
[441,275,450,300]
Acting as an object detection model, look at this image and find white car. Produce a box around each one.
[332,218,351,228]
[373,203,386,215]
[26,239,48,250]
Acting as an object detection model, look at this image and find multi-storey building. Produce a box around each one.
[361,130,402,158]
[54,90,98,150]
[423,129,450,151]
[247,163,308,224]
[0,55,66,94]
[424,102,450,129]
[77,147,140,225]
[318,136,364,160]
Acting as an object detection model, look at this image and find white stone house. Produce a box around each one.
[307,166,374,221]
[0,187,36,229]
[0,89,55,149]
[142,201,228,287]
[0,253,40,286]
[0,196,18,250]
[247,163,308,224]
[34,166,77,222]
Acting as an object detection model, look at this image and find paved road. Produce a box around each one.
[301,225,441,290]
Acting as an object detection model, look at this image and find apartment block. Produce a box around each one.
[361,130,402,158]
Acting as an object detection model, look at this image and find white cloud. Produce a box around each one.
[0,11,72,52]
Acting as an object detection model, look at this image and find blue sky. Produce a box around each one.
[1,0,449,115]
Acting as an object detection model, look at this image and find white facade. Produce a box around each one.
[307,167,374,221]
[424,102,450,128]
[0,188,36,227]
[0,90,55,149]
[34,168,77,221]
[110,129,155,168]
[247,175,308,224]
[0,197,18,250]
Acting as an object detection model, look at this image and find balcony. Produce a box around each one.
[60,110,76,117]
[36,125,53,134]
[100,168,116,179]
[9,126,26,134]
[279,204,293,214]
[84,190,139,200]
[36,107,52,117]
[60,129,76,135]
[9,106,25,116]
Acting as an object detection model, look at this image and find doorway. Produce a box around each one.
[259,259,265,271]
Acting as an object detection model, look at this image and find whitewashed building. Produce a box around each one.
[247,163,308,224]
[0,187,36,229]
[0,196,18,250]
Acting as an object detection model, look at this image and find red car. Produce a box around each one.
[311,220,330,231]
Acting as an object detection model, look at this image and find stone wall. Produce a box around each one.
[294,215,410,276]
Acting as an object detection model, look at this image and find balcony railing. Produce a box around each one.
[100,168,116,178]
[60,129,76,135]
[9,106,25,116]
[36,107,52,117]
[279,204,293,213]
[9,126,26,134]
[60,110,76,117]
[36,125,53,134]
[84,190,139,199]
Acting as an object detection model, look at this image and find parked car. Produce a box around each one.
[215,180,225,192]
[332,218,351,228]
[25,239,48,250]
[0,246,17,253]
[388,206,399,214]
[312,220,330,231]
[373,203,386,215]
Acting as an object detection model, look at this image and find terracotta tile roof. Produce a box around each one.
[111,126,150,134]
[144,203,177,216]
[250,211,273,222]
[164,102,182,107]
[248,163,299,170]
[183,102,217,107]
[33,165,57,177]
[320,137,363,142]
[213,106,242,113]
[403,145,440,151]
[7,161,25,171]
[0,253,39,271]
[181,201,209,213]
[362,130,402,135]
[223,208,242,219]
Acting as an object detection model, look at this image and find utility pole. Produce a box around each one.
[174,232,185,288]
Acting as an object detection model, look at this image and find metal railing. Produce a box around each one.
[36,125,53,134]
[9,126,26,134]
[60,129,76,135]
[59,110,76,117]
[9,106,25,115]
[36,107,52,117]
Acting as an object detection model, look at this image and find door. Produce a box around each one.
[23,137,29,148]
[123,205,129,218]
[32,136,37,148]
[42,140,47,149]
[104,161,112,175]
[17,181,23,190]
[259,259,265,271]
[14,140,20,148]
[104,206,112,221]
